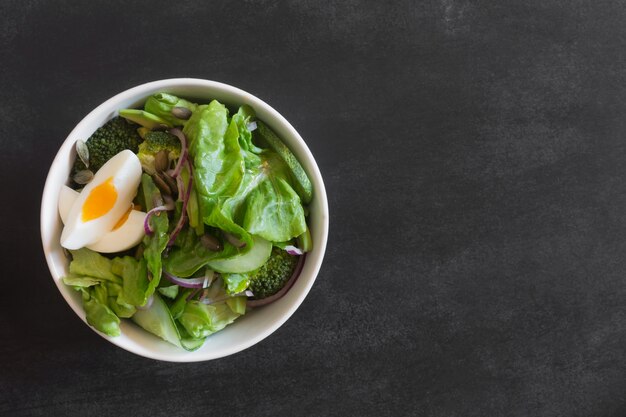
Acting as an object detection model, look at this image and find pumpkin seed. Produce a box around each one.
[200,234,222,251]
[76,140,89,168]
[223,231,246,248]
[172,107,192,120]
[160,171,178,195]
[152,173,171,196]
[73,169,94,185]
[155,150,169,173]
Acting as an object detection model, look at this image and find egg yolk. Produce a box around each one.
[112,205,132,230]
[81,177,118,222]
[112,204,141,230]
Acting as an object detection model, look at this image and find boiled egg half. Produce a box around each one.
[59,150,146,252]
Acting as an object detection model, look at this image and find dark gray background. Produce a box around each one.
[2,0,626,416]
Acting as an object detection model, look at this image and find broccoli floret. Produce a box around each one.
[248,247,298,299]
[137,131,181,174]
[73,117,143,175]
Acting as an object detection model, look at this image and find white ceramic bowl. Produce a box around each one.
[41,78,329,362]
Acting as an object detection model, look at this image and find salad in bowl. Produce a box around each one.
[41,79,328,361]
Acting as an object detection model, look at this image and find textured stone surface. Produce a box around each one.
[2,0,626,416]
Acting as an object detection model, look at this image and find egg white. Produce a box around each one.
[58,185,146,253]
[60,150,142,250]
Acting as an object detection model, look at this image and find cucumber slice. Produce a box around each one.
[119,109,172,129]
[297,227,312,252]
[206,236,272,273]
[132,293,181,348]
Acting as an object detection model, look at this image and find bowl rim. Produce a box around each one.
[40,78,329,361]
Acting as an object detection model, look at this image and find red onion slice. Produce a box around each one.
[163,270,206,288]
[203,269,215,288]
[186,287,202,301]
[167,160,193,248]
[284,245,303,255]
[144,205,170,235]
[175,175,185,199]
[169,128,188,178]
[247,254,306,308]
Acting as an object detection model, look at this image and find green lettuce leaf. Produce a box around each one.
[179,302,241,339]
[103,281,136,318]
[166,100,308,276]
[158,285,179,300]
[226,296,247,315]
[112,256,150,307]
[233,105,262,154]
[170,288,192,320]
[183,102,253,248]
[222,273,250,294]
[163,227,239,277]
[142,174,169,299]
[69,248,121,284]
[62,274,101,288]
[241,175,306,242]
[144,93,198,126]
[108,297,136,318]
[181,164,203,236]
[81,287,121,337]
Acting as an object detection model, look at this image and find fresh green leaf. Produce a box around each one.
[241,176,306,242]
[158,285,179,300]
[163,227,239,277]
[183,102,253,248]
[170,288,192,320]
[69,248,121,284]
[142,174,169,298]
[91,282,108,304]
[226,296,247,315]
[97,281,136,319]
[233,105,262,154]
[62,274,101,287]
[119,109,172,129]
[81,287,121,337]
[112,256,150,307]
[179,301,241,339]
[108,297,136,318]
[104,281,122,297]
[179,164,204,236]
[144,93,198,126]
[222,273,250,294]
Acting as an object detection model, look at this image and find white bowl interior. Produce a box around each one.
[41,79,328,362]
